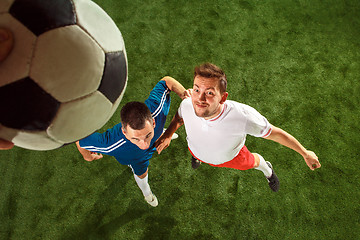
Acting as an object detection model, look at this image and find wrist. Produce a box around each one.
[163,129,175,139]
[301,149,310,159]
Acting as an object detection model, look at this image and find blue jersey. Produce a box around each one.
[79,81,171,175]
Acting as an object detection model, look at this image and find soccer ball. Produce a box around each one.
[0,0,128,150]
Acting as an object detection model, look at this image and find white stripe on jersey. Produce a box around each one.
[82,138,127,153]
[152,88,169,118]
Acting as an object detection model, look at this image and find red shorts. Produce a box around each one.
[189,145,255,170]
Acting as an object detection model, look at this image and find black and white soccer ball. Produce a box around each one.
[0,0,128,150]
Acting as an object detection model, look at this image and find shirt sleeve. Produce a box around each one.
[177,98,188,119]
[78,124,121,153]
[145,80,171,115]
[78,132,105,151]
[242,105,272,138]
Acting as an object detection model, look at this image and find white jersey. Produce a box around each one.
[178,98,272,165]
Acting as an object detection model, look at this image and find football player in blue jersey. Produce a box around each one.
[76,77,190,207]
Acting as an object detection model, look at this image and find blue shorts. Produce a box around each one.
[127,158,150,176]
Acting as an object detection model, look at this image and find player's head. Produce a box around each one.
[192,63,228,119]
[121,101,155,150]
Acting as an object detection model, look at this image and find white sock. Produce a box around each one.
[254,153,272,178]
[134,174,152,197]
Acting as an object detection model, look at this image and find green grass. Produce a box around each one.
[1,0,359,239]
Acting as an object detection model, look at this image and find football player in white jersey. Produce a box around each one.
[155,63,321,192]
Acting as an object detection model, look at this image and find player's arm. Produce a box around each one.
[0,28,15,150]
[264,125,321,170]
[162,76,191,100]
[0,139,14,150]
[155,112,184,154]
[76,141,103,162]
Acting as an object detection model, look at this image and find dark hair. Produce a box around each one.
[120,101,152,130]
[194,63,227,93]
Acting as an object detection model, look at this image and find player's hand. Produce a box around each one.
[182,89,192,99]
[304,150,321,170]
[0,28,14,62]
[0,138,14,150]
[155,135,172,154]
[85,152,103,161]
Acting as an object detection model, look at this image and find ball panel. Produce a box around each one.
[98,51,127,104]
[0,0,128,150]
[0,0,15,13]
[48,91,112,143]
[0,13,35,87]
[0,77,60,130]
[103,80,127,124]
[0,124,17,143]
[73,0,125,53]
[9,0,76,36]
[0,125,63,150]
[31,25,105,102]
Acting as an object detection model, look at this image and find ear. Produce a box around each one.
[152,118,156,128]
[121,126,127,135]
[220,92,228,104]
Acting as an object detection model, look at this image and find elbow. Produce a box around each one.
[162,76,173,81]
[162,76,175,89]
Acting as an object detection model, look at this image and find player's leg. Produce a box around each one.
[191,156,201,169]
[252,153,272,177]
[134,169,151,196]
[132,167,158,207]
[252,153,279,192]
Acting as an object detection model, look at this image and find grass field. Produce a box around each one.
[1,0,360,239]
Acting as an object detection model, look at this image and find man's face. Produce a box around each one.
[192,76,228,119]
[122,119,155,150]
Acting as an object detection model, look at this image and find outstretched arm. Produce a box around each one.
[162,76,191,100]
[264,125,321,170]
[0,139,14,150]
[0,28,15,150]
[155,112,184,154]
[76,141,103,162]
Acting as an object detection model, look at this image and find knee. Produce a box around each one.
[252,153,260,168]
[137,169,148,179]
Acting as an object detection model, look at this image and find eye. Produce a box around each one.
[194,89,200,93]
[206,91,214,96]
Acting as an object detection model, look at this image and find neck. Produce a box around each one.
[204,104,224,120]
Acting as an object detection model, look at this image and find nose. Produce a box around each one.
[138,140,150,150]
[199,92,206,101]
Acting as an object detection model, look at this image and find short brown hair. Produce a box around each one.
[194,63,227,93]
[120,101,152,130]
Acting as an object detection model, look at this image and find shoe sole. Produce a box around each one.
[191,157,201,169]
[145,194,158,207]
[265,161,280,192]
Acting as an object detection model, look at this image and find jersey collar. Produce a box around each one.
[208,103,227,122]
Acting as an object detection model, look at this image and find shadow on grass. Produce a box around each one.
[140,186,184,240]
[60,169,146,239]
